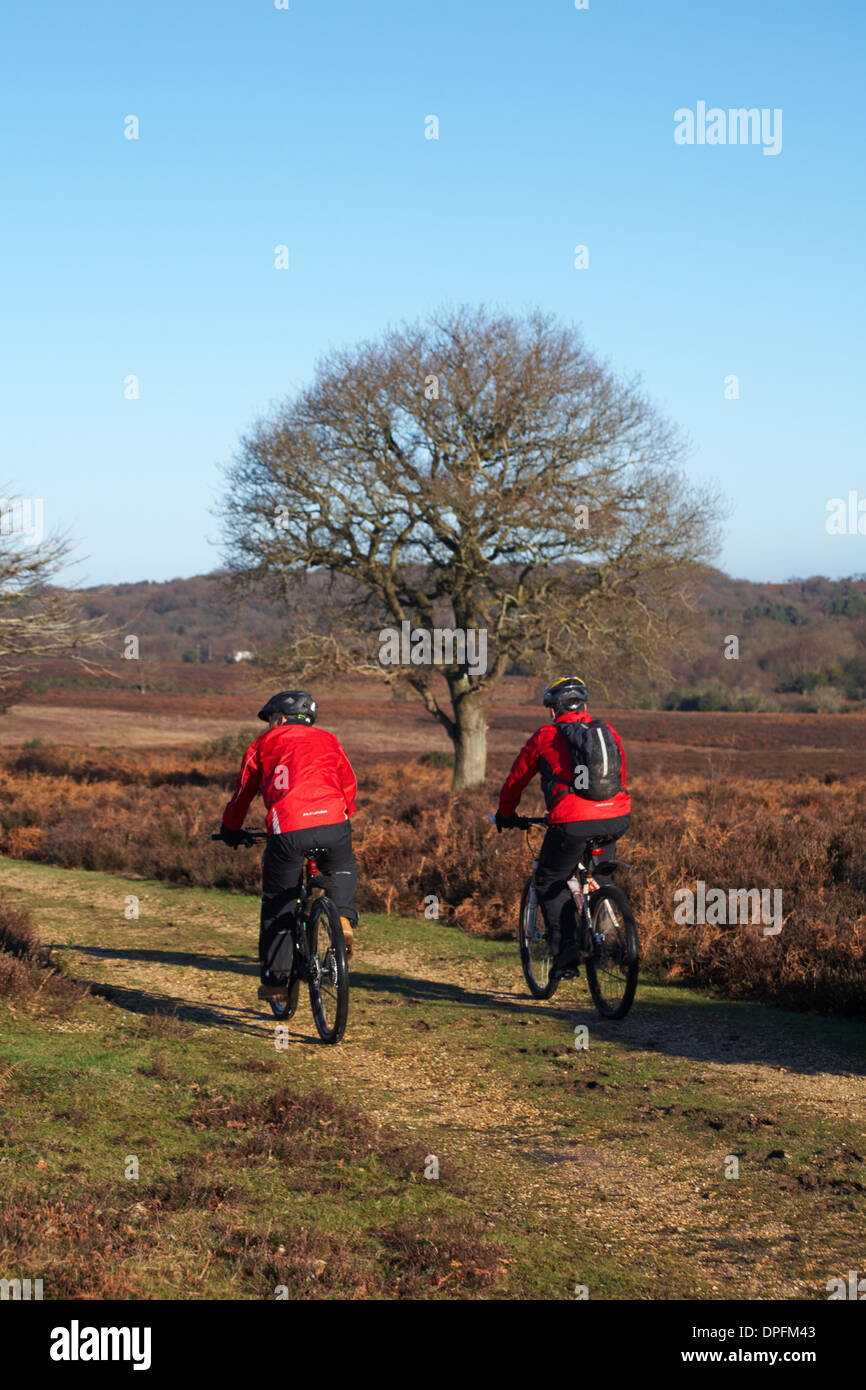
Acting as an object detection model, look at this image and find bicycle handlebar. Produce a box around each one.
[487,811,548,830]
[210,830,268,843]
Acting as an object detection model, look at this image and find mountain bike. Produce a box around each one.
[503,815,640,1020]
[210,830,350,1044]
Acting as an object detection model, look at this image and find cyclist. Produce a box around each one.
[215,690,359,1002]
[495,676,630,976]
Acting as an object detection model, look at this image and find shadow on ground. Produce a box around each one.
[54,941,866,1077]
[65,943,258,975]
[349,969,866,1078]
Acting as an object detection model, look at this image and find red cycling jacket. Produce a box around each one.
[498,710,631,824]
[221,723,357,836]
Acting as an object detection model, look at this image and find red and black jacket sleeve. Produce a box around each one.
[221,740,263,832]
[336,740,357,817]
[498,730,543,817]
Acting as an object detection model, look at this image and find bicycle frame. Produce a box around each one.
[290,858,333,985]
[211,829,350,1041]
[211,831,334,985]
[508,815,611,960]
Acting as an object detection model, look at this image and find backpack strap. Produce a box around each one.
[543,721,589,807]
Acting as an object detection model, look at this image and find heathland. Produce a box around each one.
[0,665,864,1299]
[31,566,866,714]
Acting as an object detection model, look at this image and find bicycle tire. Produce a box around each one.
[269,977,301,1021]
[518,877,559,1000]
[306,896,349,1043]
[584,884,639,1019]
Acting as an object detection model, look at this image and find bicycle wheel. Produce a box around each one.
[269,978,300,1021]
[518,878,559,1000]
[306,896,349,1043]
[585,885,639,1019]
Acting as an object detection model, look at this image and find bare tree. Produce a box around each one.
[0,522,109,702]
[219,306,724,789]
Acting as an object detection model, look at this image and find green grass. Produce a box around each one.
[0,856,864,1300]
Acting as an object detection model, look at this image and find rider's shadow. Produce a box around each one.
[349,968,589,1027]
[58,943,272,1037]
[75,976,277,1037]
[61,943,258,975]
[349,969,866,1078]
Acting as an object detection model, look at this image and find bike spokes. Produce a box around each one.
[307,898,349,1043]
[518,880,559,1000]
[585,887,639,1019]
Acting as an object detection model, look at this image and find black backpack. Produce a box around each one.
[554,718,624,802]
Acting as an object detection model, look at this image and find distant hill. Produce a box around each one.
[668,572,866,711]
[75,573,291,665]
[33,569,866,712]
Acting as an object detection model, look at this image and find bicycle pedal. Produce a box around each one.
[257,984,289,1001]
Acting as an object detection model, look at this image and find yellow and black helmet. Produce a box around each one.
[543,676,588,713]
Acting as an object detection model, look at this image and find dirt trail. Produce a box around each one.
[3,857,864,1300]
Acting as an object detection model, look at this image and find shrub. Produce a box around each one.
[664,682,779,713]
[197,728,260,763]
[1,747,864,1015]
[0,897,89,1012]
[803,687,847,714]
[417,751,454,768]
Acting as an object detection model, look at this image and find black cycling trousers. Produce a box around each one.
[534,815,630,950]
[259,821,358,983]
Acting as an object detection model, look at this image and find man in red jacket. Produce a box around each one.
[496,676,631,975]
[217,690,358,1002]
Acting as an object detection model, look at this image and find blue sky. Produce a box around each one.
[1,0,863,587]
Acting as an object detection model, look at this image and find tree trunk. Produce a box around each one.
[450,679,488,791]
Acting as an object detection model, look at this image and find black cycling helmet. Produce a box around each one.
[257,690,318,725]
[543,675,588,715]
